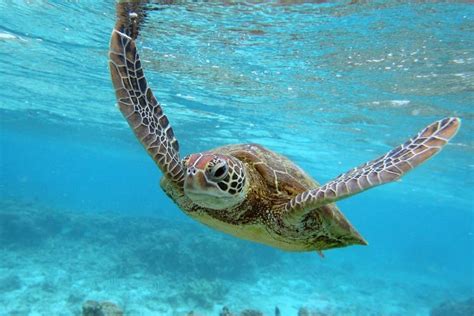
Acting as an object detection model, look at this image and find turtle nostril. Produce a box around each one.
[187,167,197,176]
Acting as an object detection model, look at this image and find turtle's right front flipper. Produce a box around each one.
[283,117,461,223]
[109,10,185,186]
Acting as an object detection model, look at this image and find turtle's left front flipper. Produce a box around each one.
[109,5,185,187]
[283,117,461,222]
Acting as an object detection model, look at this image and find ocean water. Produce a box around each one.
[1,1,473,315]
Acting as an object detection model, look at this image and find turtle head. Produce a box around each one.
[182,153,248,210]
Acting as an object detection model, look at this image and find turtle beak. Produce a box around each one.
[184,167,197,191]
[184,168,207,193]
[184,169,228,199]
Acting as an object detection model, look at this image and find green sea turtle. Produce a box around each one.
[108,14,461,254]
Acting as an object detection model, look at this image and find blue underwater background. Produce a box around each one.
[0,1,473,315]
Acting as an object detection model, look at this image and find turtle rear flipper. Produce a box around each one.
[109,13,185,186]
[283,117,461,223]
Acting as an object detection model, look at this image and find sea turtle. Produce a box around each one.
[108,13,461,254]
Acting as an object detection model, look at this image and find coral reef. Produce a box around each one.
[82,300,124,316]
[0,275,22,292]
[0,199,278,282]
[240,309,264,316]
[0,200,66,248]
[298,307,330,316]
[0,199,470,315]
[430,297,474,316]
[219,306,234,316]
[218,306,272,316]
[297,307,329,316]
[178,278,229,309]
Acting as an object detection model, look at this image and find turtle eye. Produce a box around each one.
[210,163,228,181]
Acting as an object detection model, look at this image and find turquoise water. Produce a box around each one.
[1,1,473,315]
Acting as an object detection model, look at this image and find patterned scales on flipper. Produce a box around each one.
[109,25,184,186]
[284,117,461,222]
